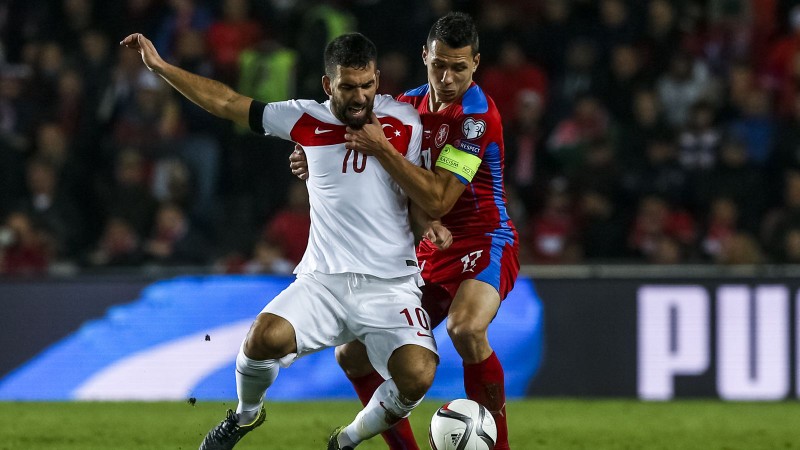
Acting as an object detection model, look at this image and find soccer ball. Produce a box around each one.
[429,399,497,450]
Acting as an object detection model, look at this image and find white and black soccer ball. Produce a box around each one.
[429,398,497,450]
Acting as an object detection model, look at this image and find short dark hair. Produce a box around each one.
[427,12,479,56]
[324,33,377,78]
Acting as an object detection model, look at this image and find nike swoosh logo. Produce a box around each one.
[417,331,433,338]
[314,127,333,134]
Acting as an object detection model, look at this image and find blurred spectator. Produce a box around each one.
[615,88,671,170]
[764,5,800,91]
[521,179,580,264]
[647,235,685,264]
[677,100,722,172]
[243,238,294,274]
[505,90,548,215]
[622,131,692,209]
[547,93,610,176]
[152,0,213,61]
[776,227,800,263]
[571,136,623,202]
[376,50,411,96]
[17,157,84,258]
[771,90,800,173]
[84,216,144,267]
[262,180,311,266]
[699,196,741,261]
[657,51,716,127]
[601,43,650,124]
[686,0,753,75]
[0,211,53,275]
[693,137,766,231]
[97,148,158,237]
[594,0,638,62]
[628,195,696,262]
[522,0,574,77]
[143,202,211,265]
[29,41,69,105]
[717,232,765,264]
[575,189,628,261]
[718,59,756,121]
[52,0,97,44]
[112,69,183,161]
[549,38,602,120]
[639,0,682,76]
[170,29,222,222]
[726,86,775,166]
[480,39,548,125]
[0,66,36,153]
[475,1,515,67]
[206,0,264,85]
[761,169,800,261]
[293,1,355,99]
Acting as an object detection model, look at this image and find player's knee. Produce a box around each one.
[446,317,487,348]
[244,314,296,360]
[389,347,437,400]
[335,342,374,378]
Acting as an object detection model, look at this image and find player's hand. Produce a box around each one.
[424,221,452,250]
[289,144,309,180]
[120,33,164,74]
[345,112,390,156]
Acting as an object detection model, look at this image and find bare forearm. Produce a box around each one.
[151,61,250,126]
[374,146,455,218]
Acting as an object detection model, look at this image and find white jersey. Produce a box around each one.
[251,94,423,278]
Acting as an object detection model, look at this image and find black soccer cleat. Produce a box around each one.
[326,426,354,450]
[198,406,266,450]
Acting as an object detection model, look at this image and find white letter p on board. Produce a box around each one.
[638,286,709,400]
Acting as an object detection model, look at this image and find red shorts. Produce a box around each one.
[417,232,519,328]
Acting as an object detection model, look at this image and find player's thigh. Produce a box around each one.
[261,273,355,366]
[352,275,438,380]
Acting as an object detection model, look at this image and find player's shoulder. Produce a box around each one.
[461,83,499,118]
[396,84,428,106]
[374,94,420,124]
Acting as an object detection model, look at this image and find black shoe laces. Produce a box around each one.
[208,410,240,442]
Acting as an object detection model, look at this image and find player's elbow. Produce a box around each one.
[217,92,250,126]
[421,196,455,219]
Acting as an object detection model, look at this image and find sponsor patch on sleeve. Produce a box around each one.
[435,144,481,183]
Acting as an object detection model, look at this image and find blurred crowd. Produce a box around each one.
[2,0,800,276]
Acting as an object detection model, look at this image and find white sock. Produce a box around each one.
[235,345,279,424]
[340,378,422,446]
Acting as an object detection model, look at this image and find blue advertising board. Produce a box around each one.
[0,275,542,401]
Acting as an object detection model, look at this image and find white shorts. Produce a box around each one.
[262,271,438,379]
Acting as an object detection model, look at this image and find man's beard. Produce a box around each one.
[332,98,373,129]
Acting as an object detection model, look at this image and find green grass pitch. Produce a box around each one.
[0,399,798,449]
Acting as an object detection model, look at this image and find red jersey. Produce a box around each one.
[397,82,517,243]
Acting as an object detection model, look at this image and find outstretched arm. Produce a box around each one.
[345,113,465,218]
[120,33,252,127]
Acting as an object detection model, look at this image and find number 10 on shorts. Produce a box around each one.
[401,307,433,337]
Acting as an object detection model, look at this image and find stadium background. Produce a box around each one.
[2,0,800,405]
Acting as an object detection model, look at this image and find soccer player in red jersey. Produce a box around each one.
[292,12,519,450]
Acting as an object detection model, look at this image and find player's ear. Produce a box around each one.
[375,69,380,90]
[472,52,480,72]
[322,75,332,97]
[422,45,428,64]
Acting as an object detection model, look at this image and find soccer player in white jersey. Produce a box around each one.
[121,32,446,450]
